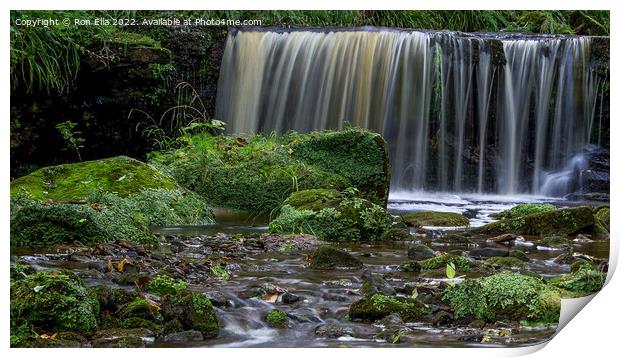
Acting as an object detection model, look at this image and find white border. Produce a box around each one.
[2,1,617,357]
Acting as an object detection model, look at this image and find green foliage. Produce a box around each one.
[56,121,85,162]
[266,309,288,328]
[133,82,226,152]
[442,272,562,323]
[10,270,100,334]
[151,128,389,214]
[548,264,606,296]
[476,206,595,236]
[420,254,472,272]
[270,189,393,242]
[147,273,188,296]
[400,211,469,227]
[492,204,556,220]
[210,264,230,281]
[348,294,430,322]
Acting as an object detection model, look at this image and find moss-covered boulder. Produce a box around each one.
[10,156,214,246]
[10,270,100,337]
[309,245,363,270]
[348,294,430,322]
[490,204,556,220]
[442,272,562,323]
[548,264,606,296]
[594,206,610,234]
[161,290,219,338]
[149,128,391,213]
[381,227,413,241]
[270,188,393,242]
[399,211,469,227]
[474,206,595,236]
[10,156,177,201]
[407,243,435,261]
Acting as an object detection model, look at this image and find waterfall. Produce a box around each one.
[216,28,606,196]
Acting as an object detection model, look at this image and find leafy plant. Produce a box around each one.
[132,81,226,151]
[209,264,230,281]
[55,121,85,162]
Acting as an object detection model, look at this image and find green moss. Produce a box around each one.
[420,254,472,272]
[179,291,219,338]
[10,263,36,280]
[594,206,610,234]
[399,211,469,227]
[10,188,213,246]
[10,269,99,334]
[349,294,430,322]
[548,264,606,296]
[147,273,188,296]
[149,129,390,213]
[492,204,556,220]
[270,189,393,242]
[484,257,525,269]
[475,206,595,235]
[119,297,162,322]
[266,309,288,328]
[289,128,391,206]
[309,245,363,270]
[10,156,177,201]
[442,272,562,323]
[380,228,413,241]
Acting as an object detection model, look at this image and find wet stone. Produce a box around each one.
[281,292,301,304]
[407,243,435,261]
[314,323,355,338]
[469,247,509,259]
[162,330,204,343]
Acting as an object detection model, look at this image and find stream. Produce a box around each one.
[10,193,610,348]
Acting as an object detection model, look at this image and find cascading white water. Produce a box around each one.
[216,28,606,196]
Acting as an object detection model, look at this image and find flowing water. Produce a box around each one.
[216,28,607,195]
[11,195,610,348]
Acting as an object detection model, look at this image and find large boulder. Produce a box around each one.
[270,188,393,242]
[161,290,219,338]
[442,272,562,323]
[10,156,214,246]
[150,128,391,213]
[474,206,595,236]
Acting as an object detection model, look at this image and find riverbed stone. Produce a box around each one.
[162,330,204,343]
[161,291,219,338]
[360,273,396,296]
[469,247,509,259]
[348,294,430,322]
[407,243,435,260]
[309,245,363,270]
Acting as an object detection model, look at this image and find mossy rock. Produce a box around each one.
[161,290,219,338]
[547,264,606,296]
[348,294,430,322]
[399,211,469,227]
[483,257,525,269]
[266,309,288,328]
[89,285,138,313]
[381,228,413,241]
[407,244,435,261]
[539,236,571,247]
[594,206,610,234]
[147,273,188,296]
[491,204,556,220]
[309,245,363,270]
[10,188,213,246]
[149,128,390,213]
[10,269,100,334]
[119,297,162,322]
[419,254,473,272]
[474,206,595,236]
[271,188,392,242]
[10,156,177,201]
[442,272,562,323]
